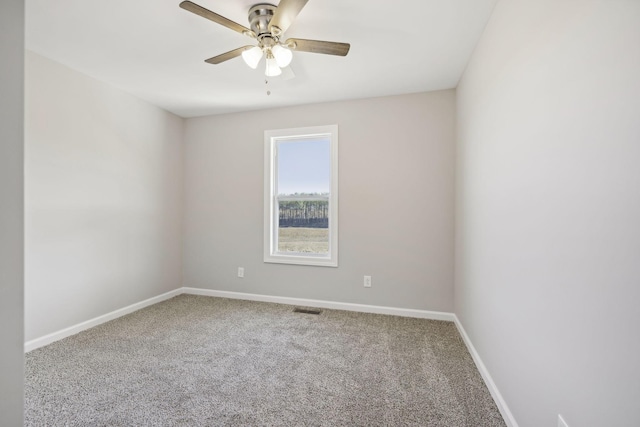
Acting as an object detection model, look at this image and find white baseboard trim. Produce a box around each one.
[24,288,182,353]
[24,287,453,352]
[453,315,518,427]
[181,287,455,322]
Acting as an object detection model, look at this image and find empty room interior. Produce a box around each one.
[1,0,639,426]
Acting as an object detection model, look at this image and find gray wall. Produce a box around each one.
[0,0,25,424]
[184,91,456,312]
[24,52,184,341]
[455,1,640,426]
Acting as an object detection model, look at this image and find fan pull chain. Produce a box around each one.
[265,79,271,96]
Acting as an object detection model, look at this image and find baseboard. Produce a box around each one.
[24,288,182,353]
[181,287,455,322]
[453,315,519,427]
[24,287,453,352]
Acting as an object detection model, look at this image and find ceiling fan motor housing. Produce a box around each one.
[248,4,278,40]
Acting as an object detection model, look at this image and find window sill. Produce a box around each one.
[264,253,338,267]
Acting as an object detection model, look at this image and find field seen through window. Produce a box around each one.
[277,199,329,254]
[278,227,329,254]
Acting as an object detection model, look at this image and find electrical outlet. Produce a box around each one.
[237,267,244,278]
[364,275,372,288]
[558,415,569,427]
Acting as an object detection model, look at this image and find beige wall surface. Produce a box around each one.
[24,52,184,341]
[455,1,640,426]
[184,91,456,312]
[0,0,25,424]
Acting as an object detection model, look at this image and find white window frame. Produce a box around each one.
[264,125,338,267]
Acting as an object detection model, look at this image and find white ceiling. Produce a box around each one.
[26,0,497,118]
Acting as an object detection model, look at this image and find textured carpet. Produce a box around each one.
[25,295,506,426]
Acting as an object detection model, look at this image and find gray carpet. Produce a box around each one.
[25,295,506,426]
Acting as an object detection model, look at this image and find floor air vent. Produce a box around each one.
[293,307,322,315]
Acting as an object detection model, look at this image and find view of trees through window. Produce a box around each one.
[276,137,330,254]
[278,197,329,253]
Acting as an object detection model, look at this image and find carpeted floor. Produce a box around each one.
[25,295,506,426]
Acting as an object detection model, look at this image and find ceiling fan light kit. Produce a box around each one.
[271,44,293,68]
[242,46,263,69]
[179,0,350,77]
[265,52,282,77]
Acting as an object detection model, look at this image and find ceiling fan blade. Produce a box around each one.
[285,38,350,56]
[180,1,253,36]
[269,0,309,35]
[205,46,254,65]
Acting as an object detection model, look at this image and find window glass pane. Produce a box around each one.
[276,138,330,254]
[277,138,330,196]
[277,200,329,254]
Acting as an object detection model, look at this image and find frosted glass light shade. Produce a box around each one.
[265,56,282,76]
[272,44,293,68]
[242,46,263,69]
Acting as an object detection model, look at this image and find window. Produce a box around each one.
[264,125,338,267]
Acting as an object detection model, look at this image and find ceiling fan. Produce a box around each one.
[179,0,350,77]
